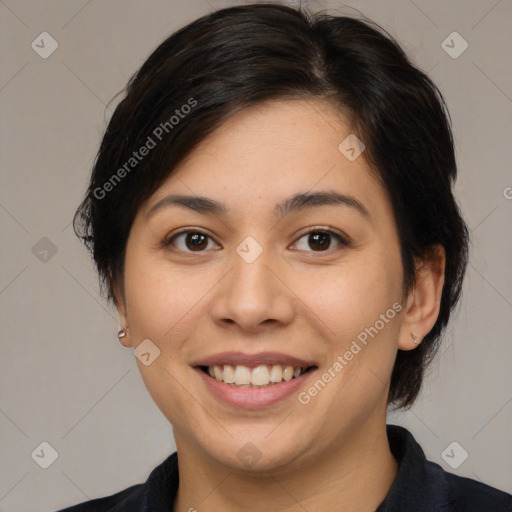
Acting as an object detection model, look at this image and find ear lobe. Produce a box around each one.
[111,281,133,348]
[117,324,132,348]
[398,245,446,351]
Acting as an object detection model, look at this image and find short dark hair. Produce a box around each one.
[74,3,469,409]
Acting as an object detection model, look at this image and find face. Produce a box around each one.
[118,99,411,473]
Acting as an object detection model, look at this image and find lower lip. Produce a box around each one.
[195,367,316,408]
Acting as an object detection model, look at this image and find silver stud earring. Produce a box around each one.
[411,333,419,344]
[118,328,127,339]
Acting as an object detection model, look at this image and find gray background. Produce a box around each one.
[0,0,511,510]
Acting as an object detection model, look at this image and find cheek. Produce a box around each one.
[300,264,403,415]
[123,253,203,342]
[122,254,207,426]
[299,249,404,410]
[306,252,403,340]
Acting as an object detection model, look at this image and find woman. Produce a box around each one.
[61,3,512,511]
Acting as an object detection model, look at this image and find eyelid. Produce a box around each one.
[292,225,350,246]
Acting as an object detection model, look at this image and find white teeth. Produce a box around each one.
[269,365,282,383]
[205,364,307,387]
[234,365,251,385]
[251,365,270,385]
[282,366,294,381]
[213,365,223,381]
[223,364,235,383]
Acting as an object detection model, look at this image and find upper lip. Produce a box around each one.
[192,352,317,369]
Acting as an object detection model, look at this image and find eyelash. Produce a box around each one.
[162,227,350,255]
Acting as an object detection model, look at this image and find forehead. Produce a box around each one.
[141,99,390,222]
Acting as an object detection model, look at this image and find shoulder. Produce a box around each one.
[381,425,512,512]
[55,452,179,512]
[440,468,512,512]
[55,484,144,511]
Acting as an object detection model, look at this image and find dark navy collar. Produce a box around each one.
[376,425,450,511]
[59,424,512,511]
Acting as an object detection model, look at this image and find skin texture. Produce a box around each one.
[115,99,445,512]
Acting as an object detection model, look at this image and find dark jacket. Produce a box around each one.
[56,425,512,511]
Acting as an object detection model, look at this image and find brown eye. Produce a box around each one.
[308,232,330,251]
[293,229,348,253]
[165,230,219,252]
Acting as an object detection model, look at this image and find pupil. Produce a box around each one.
[187,233,207,251]
[310,232,330,251]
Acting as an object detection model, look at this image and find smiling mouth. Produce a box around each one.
[199,364,317,388]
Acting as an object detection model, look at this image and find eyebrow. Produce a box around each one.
[145,190,370,221]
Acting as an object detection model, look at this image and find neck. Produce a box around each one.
[172,420,398,512]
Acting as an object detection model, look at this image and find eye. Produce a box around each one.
[163,230,220,252]
[292,228,349,253]
[163,227,349,254]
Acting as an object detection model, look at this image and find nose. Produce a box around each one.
[208,242,295,333]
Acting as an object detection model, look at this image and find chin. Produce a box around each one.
[196,429,312,474]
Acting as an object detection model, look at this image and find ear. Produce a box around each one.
[111,277,133,348]
[398,244,446,350]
